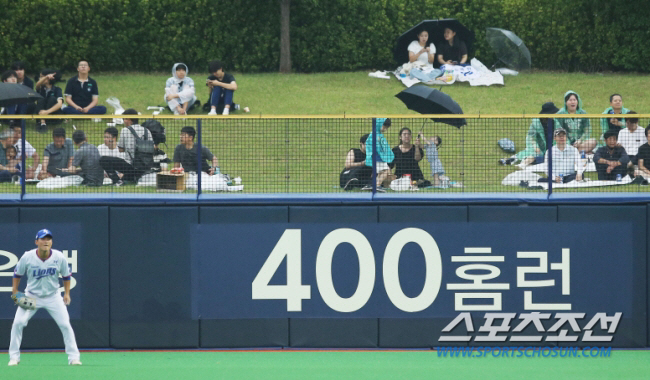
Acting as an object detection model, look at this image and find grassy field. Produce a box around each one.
[2,71,650,194]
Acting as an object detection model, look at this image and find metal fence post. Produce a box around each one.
[197,118,202,198]
[371,117,377,195]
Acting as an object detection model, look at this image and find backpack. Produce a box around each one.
[142,119,166,145]
[127,126,155,172]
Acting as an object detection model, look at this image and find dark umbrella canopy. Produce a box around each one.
[0,83,43,107]
[486,27,531,70]
[395,85,466,128]
[394,19,475,65]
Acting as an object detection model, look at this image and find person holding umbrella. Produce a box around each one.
[408,29,436,65]
[1,71,22,118]
[500,102,559,167]
[437,27,468,66]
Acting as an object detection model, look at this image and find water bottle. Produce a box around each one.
[581,150,586,159]
[616,174,622,182]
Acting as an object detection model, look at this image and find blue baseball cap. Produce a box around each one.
[35,229,53,239]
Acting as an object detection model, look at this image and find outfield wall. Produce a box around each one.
[0,204,647,349]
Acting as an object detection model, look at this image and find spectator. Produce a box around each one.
[62,60,107,115]
[165,63,196,115]
[206,60,248,115]
[173,126,219,175]
[634,126,650,184]
[97,127,125,159]
[363,118,394,191]
[599,94,629,147]
[542,129,582,183]
[1,70,24,118]
[437,27,468,66]
[39,127,74,180]
[33,69,64,130]
[340,134,372,190]
[101,109,150,185]
[11,123,40,180]
[408,29,436,65]
[501,102,559,167]
[392,127,426,185]
[422,133,445,186]
[618,111,645,167]
[0,129,18,182]
[554,91,596,153]
[10,61,34,89]
[593,130,629,181]
[63,130,104,186]
[153,143,171,172]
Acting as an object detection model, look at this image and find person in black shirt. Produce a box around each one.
[11,61,34,89]
[437,27,468,66]
[206,60,248,115]
[593,130,629,180]
[392,127,425,182]
[33,69,64,129]
[173,126,219,174]
[634,126,650,183]
[62,61,107,115]
[340,134,372,190]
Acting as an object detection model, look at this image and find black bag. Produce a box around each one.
[142,119,166,145]
[340,166,372,190]
[127,126,155,172]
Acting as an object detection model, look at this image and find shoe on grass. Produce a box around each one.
[208,108,217,116]
[69,359,82,366]
[8,359,19,366]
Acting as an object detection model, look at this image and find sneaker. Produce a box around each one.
[37,122,48,134]
[376,186,387,193]
[361,185,372,191]
[207,109,217,116]
[342,178,358,190]
[222,108,230,115]
[114,180,124,187]
[8,359,19,366]
[69,359,82,366]
[234,104,241,111]
[499,158,516,165]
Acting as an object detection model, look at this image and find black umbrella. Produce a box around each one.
[486,27,531,70]
[395,85,466,128]
[394,19,475,65]
[0,83,43,107]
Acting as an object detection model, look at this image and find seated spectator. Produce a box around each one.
[97,127,125,159]
[501,102,559,166]
[593,130,630,181]
[11,61,34,89]
[392,128,428,187]
[363,118,394,191]
[62,130,104,186]
[11,123,40,180]
[33,69,64,130]
[206,60,248,115]
[422,133,445,186]
[165,63,196,115]
[554,91,596,153]
[409,29,436,65]
[39,127,74,180]
[153,143,171,172]
[618,112,645,167]
[5,145,20,173]
[437,27,468,66]
[1,70,24,118]
[340,134,372,190]
[62,60,107,115]
[599,94,629,147]
[0,129,18,182]
[634,126,650,183]
[101,109,151,185]
[541,129,582,183]
[173,126,219,174]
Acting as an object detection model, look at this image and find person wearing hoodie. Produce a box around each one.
[363,118,394,191]
[554,91,595,153]
[500,102,559,167]
[598,94,629,148]
[165,63,197,115]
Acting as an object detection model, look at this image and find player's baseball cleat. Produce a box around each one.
[8,359,19,366]
[69,359,82,366]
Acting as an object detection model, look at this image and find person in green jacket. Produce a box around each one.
[501,102,559,167]
[598,93,629,148]
[554,90,596,153]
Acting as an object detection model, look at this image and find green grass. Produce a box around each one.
[2,71,650,194]
[2,350,650,380]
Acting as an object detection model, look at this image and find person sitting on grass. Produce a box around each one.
[0,129,18,182]
[62,130,104,186]
[11,123,40,180]
[554,91,595,153]
[1,70,24,118]
[340,134,372,190]
[39,127,74,180]
[633,126,650,184]
[62,60,107,115]
[33,69,64,131]
[206,60,248,115]
[101,109,151,186]
[598,94,629,148]
[11,61,34,89]
[500,102,559,167]
[165,63,197,115]
[363,118,394,192]
[541,128,582,183]
[617,112,645,170]
[173,126,219,175]
[593,130,629,181]
[437,26,468,66]
[392,127,429,188]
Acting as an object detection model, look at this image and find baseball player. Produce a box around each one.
[8,229,81,366]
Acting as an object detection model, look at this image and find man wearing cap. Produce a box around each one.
[543,128,582,183]
[502,102,559,167]
[593,129,630,181]
[62,129,104,186]
[8,229,81,366]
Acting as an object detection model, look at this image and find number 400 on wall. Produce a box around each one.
[252,228,443,313]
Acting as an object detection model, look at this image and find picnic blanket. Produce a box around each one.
[502,170,634,188]
[393,58,503,87]
[36,176,112,189]
[136,172,244,192]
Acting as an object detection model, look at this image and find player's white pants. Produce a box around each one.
[9,292,80,363]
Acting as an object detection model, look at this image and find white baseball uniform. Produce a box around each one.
[9,248,80,363]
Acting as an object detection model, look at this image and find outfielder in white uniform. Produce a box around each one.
[8,229,81,366]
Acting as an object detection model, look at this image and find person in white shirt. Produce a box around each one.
[100,109,151,185]
[11,124,40,179]
[8,229,81,366]
[543,128,582,183]
[408,29,436,65]
[618,111,645,167]
[97,126,126,159]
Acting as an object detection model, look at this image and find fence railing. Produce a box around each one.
[1,114,649,200]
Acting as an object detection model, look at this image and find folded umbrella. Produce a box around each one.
[395,85,466,128]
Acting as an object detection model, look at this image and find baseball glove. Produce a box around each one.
[11,292,37,310]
